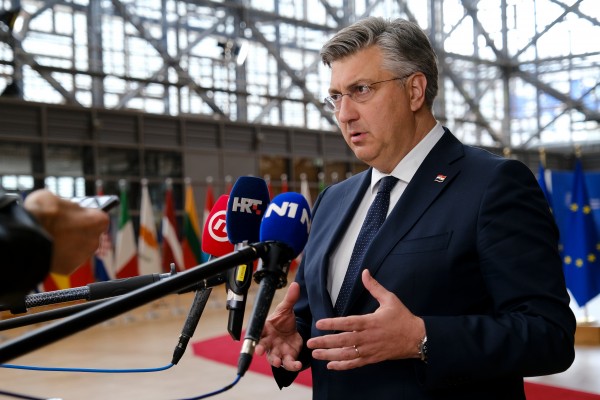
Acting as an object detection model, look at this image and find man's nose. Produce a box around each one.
[336,95,359,123]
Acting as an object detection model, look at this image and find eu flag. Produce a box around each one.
[562,159,600,307]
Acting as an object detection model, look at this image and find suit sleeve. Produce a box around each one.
[0,192,53,297]
[419,159,575,388]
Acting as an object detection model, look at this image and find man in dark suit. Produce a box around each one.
[255,17,575,399]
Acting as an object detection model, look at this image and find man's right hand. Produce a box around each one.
[255,281,304,372]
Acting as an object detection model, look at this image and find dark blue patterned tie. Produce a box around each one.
[334,175,399,316]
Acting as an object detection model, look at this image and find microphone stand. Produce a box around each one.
[0,243,268,364]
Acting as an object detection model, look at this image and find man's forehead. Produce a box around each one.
[329,48,384,89]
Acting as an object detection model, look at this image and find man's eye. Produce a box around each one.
[354,85,370,95]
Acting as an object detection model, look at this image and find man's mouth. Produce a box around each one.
[349,131,366,142]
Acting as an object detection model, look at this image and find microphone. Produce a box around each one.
[171,195,233,365]
[0,243,268,364]
[225,176,270,340]
[0,272,173,314]
[237,192,311,376]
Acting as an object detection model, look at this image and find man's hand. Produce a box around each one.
[24,190,110,275]
[255,281,304,372]
[307,269,426,370]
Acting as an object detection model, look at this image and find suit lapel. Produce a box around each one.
[343,130,465,313]
[315,170,372,313]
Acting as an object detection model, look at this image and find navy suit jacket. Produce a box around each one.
[273,129,575,399]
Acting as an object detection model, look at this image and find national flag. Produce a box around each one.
[162,179,184,272]
[138,179,161,275]
[95,231,115,281]
[318,172,326,193]
[265,174,273,200]
[225,176,233,195]
[69,257,96,287]
[182,179,203,269]
[201,178,215,263]
[300,173,312,207]
[42,273,69,291]
[562,159,600,307]
[537,162,553,212]
[94,179,114,281]
[281,173,288,194]
[115,181,138,278]
[42,257,96,291]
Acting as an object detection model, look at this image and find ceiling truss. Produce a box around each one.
[0,0,598,152]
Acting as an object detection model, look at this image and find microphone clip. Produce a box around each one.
[253,241,293,289]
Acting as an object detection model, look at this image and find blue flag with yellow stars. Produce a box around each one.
[562,159,600,307]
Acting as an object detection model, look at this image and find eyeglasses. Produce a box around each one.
[323,73,413,113]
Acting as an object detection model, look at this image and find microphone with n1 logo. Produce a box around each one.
[171,195,234,365]
[225,176,271,340]
[237,191,311,376]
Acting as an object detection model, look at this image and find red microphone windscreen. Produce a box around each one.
[202,195,235,257]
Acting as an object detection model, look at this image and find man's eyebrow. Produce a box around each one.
[328,79,364,95]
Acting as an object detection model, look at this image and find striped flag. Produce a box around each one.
[162,179,184,272]
[138,179,161,275]
[115,181,138,278]
[265,174,273,200]
[225,175,233,195]
[202,178,215,263]
[318,172,326,194]
[182,179,203,269]
[281,173,288,194]
[42,273,70,291]
[95,231,115,281]
[94,179,114,281]
[300,173,312,207]
[69,257,96,287]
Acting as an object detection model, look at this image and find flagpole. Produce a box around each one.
[539,147,546,168]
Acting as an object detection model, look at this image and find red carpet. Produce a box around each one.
[193,334,599,399]
[192,333,312,386]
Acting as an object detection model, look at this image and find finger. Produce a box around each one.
[307,330,355,350]
[273,282,300,314]
[311,345,359,362]
[281,356,303,371]
[326,358,365,371]
[314,314,364,332]
[254,343,267,357]
[361,269,396,306]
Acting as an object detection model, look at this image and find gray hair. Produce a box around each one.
[320,17,439,109]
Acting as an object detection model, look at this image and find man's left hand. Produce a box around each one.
[306,269,426,370]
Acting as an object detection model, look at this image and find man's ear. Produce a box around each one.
[407,73,427,111]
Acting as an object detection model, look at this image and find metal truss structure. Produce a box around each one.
[0,0,598,152]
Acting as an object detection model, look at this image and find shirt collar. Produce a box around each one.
[370,122,445,193]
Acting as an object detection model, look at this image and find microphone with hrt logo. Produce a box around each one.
[225,176,270,340]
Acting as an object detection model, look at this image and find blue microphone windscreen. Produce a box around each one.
[226,176,270,244]
[260,192,311,258]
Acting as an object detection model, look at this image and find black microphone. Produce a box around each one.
[237,192,311,376]
[225,177,270,340]
[171,195,233,364]
[0,272,173,314]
